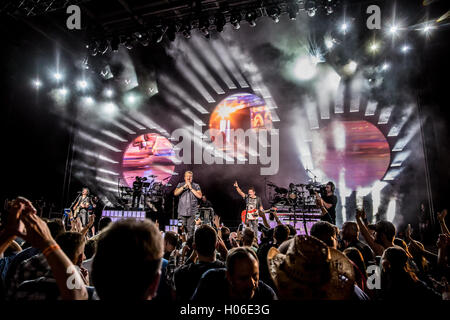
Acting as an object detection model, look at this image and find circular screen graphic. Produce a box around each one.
[209,93,273,153]
[122,133,176,187]
[311,120,390,190]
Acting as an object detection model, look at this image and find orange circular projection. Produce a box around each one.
[209,93,273,153]
[311,120,391,190]
[122,133,175,187]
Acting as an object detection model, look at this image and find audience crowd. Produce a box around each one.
[0,196,449,301]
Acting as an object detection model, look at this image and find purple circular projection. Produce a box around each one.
[311,120,391,190]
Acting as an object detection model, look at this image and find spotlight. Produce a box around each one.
[215,13,226,32]
[127,95,136,104]
[152,26,166,44]
[325,38,334,49]
[110,36,120,52]
[33,79,42,88]
[59,88,68,96]
[288,2,300,20]
[77,80,88,90]
[245,11,257,27]
[83,96,94,105]
[422,24,433,34]
[231,12,241,30]
[382,63,390,71]
[98,40,109,54]
[167,25,177,42]
[389,25,399,35]
[104,88,114,98]
[305,0,316,17]
[102,102,118,115]
[340,23,348,32]
[181,23,192,39]
[401,45,410,53]
[53,72,63,80]
[267,6,281,23]
[199,18,210,37]
[369,41,379,52]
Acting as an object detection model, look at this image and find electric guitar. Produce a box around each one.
[241,208,276,223]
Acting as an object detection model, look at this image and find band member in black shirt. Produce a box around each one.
[234,181,264,237]
[317,181,338,225]
[132,176,143,209]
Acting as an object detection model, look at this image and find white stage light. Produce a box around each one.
[325,38,334,49]
[382,63,390,71]
[59,88,68,96]
[83,96,94,105]
[103,102,118,115]
[105,89,114,98]
[389,25,399,34]
[293,56,317,81]
[127,94,136,104]
[53,72,62,80]
[401,45,410,53]
[33,79,42,88]
[369,42,379,52]
[77,80,88,89]
[341,23,348,32]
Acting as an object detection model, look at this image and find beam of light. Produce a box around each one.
[350,76,363,113]
[95,176,119,186]
[73,161,119,176]
[175,59,216,103]
[211,39,250,88]
[381,63,390,71]
[436,10,450,23]
[101,186,120,193]
[339,168,352,224]
[162,94,206,126]
[333,121,346,151]
[191,36,237,90]
[365,100,378,116]
[371,181,387,223]
[315,69,341,120]
[100,130,127,142]
[77,131,122,152]
[159,74,209,114]
[388,24,400,35]
[127,110,169,137]
[304,96,319,130]
[391,150,412,167]
[392,121,421,151]
[387,105,413,136]
[264,98,280,122]
[386,197,397,222]
[122,115,146,130]
[291,109,314,171]
[110,120,136,134]
[378,105,394,124]
[73,146,119,164]
[340,23,348,33]
[383,168,404,181]
[180,108,206,126]
[334,80,345,114]
[98,168,120,176]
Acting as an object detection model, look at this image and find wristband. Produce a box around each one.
[42,244,60,257]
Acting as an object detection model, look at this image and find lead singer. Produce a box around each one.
[174,171,202,237]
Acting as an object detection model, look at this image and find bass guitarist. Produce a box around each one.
[233,181,264,236]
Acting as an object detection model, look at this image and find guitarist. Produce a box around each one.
[234,181,264,237]
[72,187,92,227]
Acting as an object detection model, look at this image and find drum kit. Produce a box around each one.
[118,175,171,210]
[267,181,327,209]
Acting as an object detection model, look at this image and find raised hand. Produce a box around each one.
[438,209,448,221]
[19,210,55,250]
[233,181,239,188]
[5,197,36,237]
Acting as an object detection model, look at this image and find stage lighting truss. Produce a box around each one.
[80,0,340,51]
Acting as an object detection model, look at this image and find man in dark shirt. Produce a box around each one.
[132,177,143,209]
[233,181,264,237]
[174,225,225,301]
[317,181,338,225]
[174,171,202,237]
[341,221,376,266]
[191,247,277,302]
